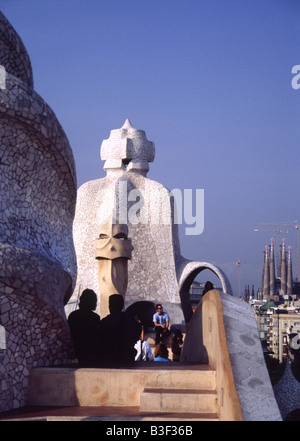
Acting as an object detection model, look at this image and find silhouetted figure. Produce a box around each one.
[153,303,171,344]
[101,294,141,364]
[154,342,171,362]
[202,281,214,297]
[171,329,183,361]
[68,289,102,367]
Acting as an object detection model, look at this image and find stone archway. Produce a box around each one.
[125,301,156,331]
[178,261,233,324]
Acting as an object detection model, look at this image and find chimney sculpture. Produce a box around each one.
[95,220,133,318]
[70,119,232,324]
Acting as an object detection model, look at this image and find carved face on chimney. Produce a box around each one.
[95,222,133,260]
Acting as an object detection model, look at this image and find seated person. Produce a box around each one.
[135,339,154,361]
[154,342,171,362]
[134,316,154,361]
[68,289,102,367]
[153,303,170,344]
[171,329,183,361]
[101,294,141,364]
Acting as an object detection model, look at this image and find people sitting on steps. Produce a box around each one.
[153,303,171,345]
[134,315,154,361]
[154,342,171,362]
[171,329,183,362]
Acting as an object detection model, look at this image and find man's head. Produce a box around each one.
[109,294,124,313]
[154,342,168,359]
[79,289,97,311]
[156,303,163,315]
[174,329,183,340]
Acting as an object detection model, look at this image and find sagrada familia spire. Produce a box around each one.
[261,238,294,300]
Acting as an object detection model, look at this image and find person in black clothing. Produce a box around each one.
[171,329,183,362]
[100,294,141,364]
[202,281,214,297]
[68,289,102,367]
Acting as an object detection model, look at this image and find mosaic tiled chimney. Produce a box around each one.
[0,12,77,411]
[69,119,232,326]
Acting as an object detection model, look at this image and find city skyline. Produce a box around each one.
[1,0,300,295]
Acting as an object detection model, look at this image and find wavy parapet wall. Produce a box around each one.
[0,12,77,412]
[181,290,282,421]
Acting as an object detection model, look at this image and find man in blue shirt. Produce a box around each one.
[153,304,171,344]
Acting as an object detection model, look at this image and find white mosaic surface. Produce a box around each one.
[0,11,33,87]
[0,13,77,412]
[71,173,181,311]
[0,285,74,410]
[221,294,282,421]
[273,361,300,420]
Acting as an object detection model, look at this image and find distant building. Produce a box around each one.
[243,285,255,302]
[252,300,300,362]
[261,238,298,303]
[268,310,300,361]
[189,281,204,309]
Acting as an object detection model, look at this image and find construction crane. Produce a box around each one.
[255,222,299,282]
[236,259,246,300]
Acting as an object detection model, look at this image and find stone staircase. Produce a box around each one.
[139,365,219,421]
[21,363,219,421]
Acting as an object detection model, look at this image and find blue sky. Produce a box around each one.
[2,0,300,296]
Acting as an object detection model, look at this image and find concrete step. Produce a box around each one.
[140,387,217,414]
[0,413,219,421]
[0,404,219,421]
[141,412,219,421]
[29,364,214,408]
[43,412,219,421]
[144,366,216,390]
